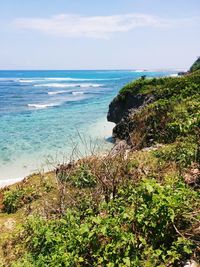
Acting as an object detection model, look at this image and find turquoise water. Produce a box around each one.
[0,70,175,184]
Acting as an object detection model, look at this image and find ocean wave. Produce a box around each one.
[27,103,58,109]
[34,83,103,88]
[18,77,118,83]
[80,83,103,88]
[0,77,120,85]
[72,91,85,96]
[27,93,88,109]
[35,83,69,88]
[48,90,66,95]
[19,79,37,83]
[44,77,119,81]
[131,70,146,73]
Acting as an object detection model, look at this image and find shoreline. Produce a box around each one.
[0,177,24,188]
[0,119,115,189]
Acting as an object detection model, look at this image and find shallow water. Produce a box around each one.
[0,70,175,184]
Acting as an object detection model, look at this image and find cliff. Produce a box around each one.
[108,68,200,149]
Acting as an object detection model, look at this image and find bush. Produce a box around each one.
[153,137,198,168]
[12,179,199,266]
[57,162,97,188]
[2,189,24,213]
[71,163,97,188]
[2,187,39,213]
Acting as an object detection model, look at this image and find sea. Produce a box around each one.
[0,70,176,186]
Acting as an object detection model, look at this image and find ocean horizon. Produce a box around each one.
[0,69,176,186]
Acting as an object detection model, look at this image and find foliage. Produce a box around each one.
[119,70,200,99]
[11,179,199,266]
[57,162,97,188]
[2,187,39,214]
[190,57,200,72]
[2,189,24,213]
[71,163,97,188]
[153,137,199,168]
[120,82,200,147]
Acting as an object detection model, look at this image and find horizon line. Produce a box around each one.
[0,68,186,71]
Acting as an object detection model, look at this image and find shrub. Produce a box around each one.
[11,179,199,266]
[2,189,24,213]
[71,163,97,188]
[153,137,198,168]
[2,187,39,214]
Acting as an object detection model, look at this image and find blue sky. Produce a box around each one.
[0,0,199,70]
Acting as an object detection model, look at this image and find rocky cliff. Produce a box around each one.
[107,92,155,124]
[107,62,200,149]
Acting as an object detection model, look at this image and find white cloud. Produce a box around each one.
[12,13,199,39]
[12,13,167,39]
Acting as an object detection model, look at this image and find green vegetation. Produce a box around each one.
[58,162,97,188]
[9,179,199,267]
[153,137,198,168]
[119,70,200,98]
[0,63,199,266]
[190,57,200,72]
[115,70,200,149]
[2,186,40,214]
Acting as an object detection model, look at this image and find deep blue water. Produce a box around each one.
[0,70,175,183]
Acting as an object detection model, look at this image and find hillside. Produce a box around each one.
[190,57,200,73]
[108,70,200,147]
[0,63,199,266]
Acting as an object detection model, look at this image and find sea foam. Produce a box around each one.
[34,83,103,88]
[48,90,66,95]
[18,77,115,83]
[72,91,85,96]
[27,103,58,109]
[44,78,106,81]
[131,70,146,73]
[19,79,36,83]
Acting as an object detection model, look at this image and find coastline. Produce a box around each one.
[0,64,199,266]
[0,118,115,188]
[0,70,174,189]
[0,177,24,188]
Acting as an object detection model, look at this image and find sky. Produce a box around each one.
[0,0,199,70]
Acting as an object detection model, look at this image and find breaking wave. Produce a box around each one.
[72,91,85,96]
[34,83,103,88]
[17,77,118,83]
[27,103,58,109]
[47,91,66,95]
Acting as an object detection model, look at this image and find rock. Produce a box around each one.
[183,260,199,267]
[107,91,155,147]
[112,113,135,142]
[109,140,130,157]
[184,163,200,188]
[178,71,187,76]
[4,219,16,230]
[107,93,155,124]
[141,143,163,152]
